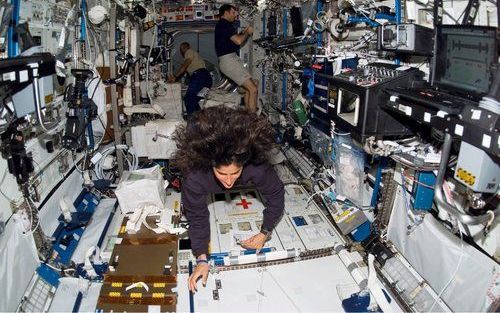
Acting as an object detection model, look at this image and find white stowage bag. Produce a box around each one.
[115,165,166,214]
[202,89,242,109]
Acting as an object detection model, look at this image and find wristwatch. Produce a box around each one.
[260,228,272,238]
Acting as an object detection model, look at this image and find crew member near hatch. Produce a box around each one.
[168,42,213,116]
[173,106,285,292]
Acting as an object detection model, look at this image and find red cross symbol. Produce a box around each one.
[236,198,253,209]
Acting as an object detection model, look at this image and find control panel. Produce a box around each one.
[19,0,70,26]
[18,0,71,54]
[334,64,408,87]
[161,3,219,22]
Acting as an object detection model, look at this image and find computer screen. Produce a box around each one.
[433,25,498,96]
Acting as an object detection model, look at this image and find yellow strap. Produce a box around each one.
[130,292,142,298]
[152,293,165,298]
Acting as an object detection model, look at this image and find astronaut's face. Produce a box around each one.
[213,162,243,189]
[224,8,238,22]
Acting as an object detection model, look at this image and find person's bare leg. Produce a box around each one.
[244,90,249,108]
[249,80,258,113]
[241,79,258,113]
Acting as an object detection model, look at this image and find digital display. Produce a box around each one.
[434,26,497,96]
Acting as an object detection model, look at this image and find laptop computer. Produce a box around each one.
[387,25,498,113]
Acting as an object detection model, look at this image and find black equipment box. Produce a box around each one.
[377,23,434,56]
[325,63,423,142]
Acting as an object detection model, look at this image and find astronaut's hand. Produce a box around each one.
[245,26,254,35]
[188,259,209,292]
[240,232,267,253]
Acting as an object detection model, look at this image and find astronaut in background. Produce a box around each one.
[168,42,213,116]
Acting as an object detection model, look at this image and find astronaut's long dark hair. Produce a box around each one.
[173,106,276,173]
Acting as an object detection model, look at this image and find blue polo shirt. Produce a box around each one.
[214,18,240,57]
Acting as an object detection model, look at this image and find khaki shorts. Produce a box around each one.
[218,53,252,86]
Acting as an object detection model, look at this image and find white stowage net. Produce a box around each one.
[387,187,500,312]
[0,221,39,312]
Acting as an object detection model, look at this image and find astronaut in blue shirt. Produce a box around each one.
[214,4,258,113]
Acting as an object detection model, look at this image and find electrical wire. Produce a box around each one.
[89,77,102,101]
[95,144,138,179]
[306,189,323,205]
[72,151,86,173]
[402,169,435,189]
[97,114,116,146]
[42,261,62,272]
[88,21,103,65]
[400,168,418,224]
[86,76,100,90]
[86,73,108,150]
[390,154,439,171]
[331,128,350,136]
[146,0,158,104]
